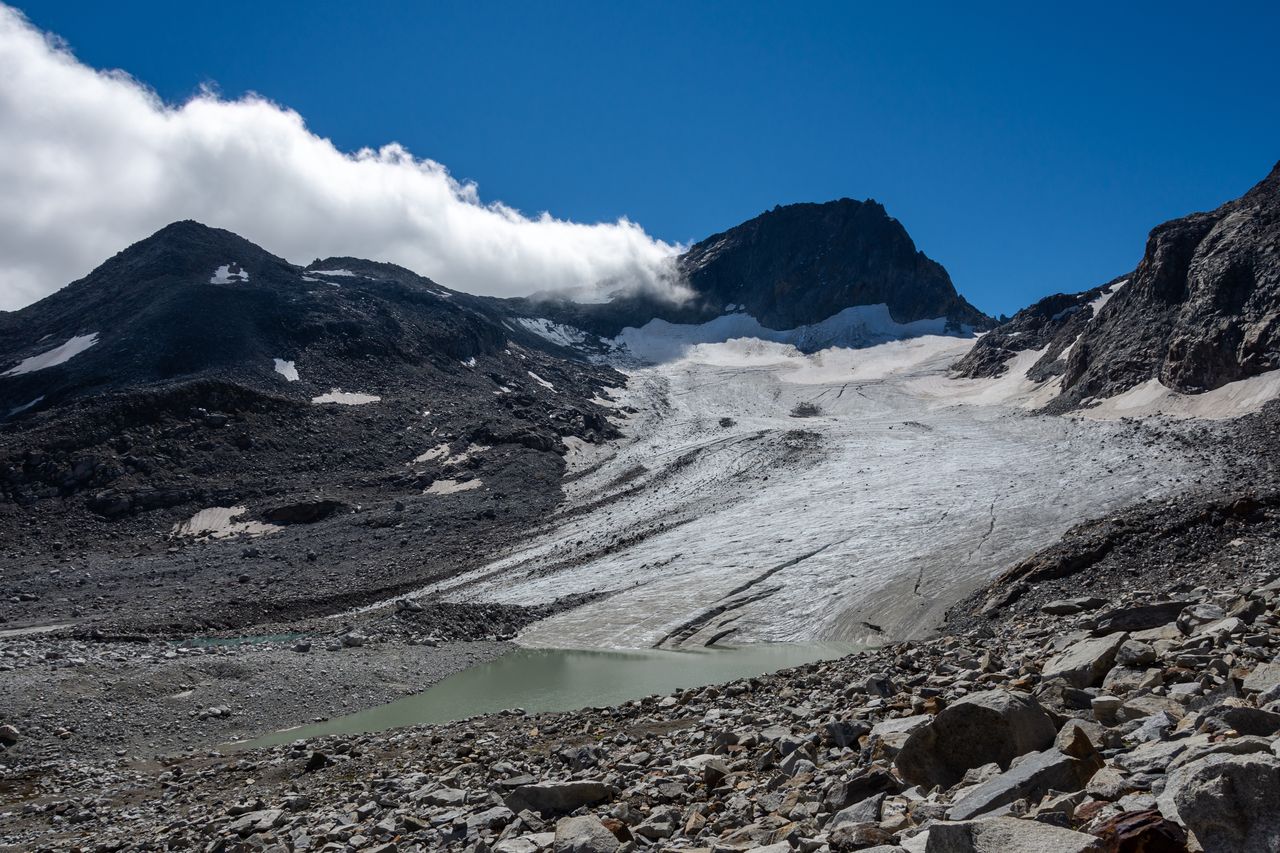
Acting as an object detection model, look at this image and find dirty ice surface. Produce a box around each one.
[513,317,588,348]
[407,333,1221,651]
[3,333,99,376]
[173,506,281,539]
[527,371,556,392]
[425,478,484,495]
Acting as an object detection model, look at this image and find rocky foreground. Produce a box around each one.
[4,552,1280,852]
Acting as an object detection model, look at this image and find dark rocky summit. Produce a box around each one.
[677,199,990,331]
[955,161,1280,409]
[512,199,992,339]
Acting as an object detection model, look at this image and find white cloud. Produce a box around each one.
[0,5,684,312]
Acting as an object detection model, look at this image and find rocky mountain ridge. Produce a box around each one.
[955,161,1280,412]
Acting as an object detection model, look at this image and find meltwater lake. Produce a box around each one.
[244,641,856,749]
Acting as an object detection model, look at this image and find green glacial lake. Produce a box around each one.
[245,642,857,749]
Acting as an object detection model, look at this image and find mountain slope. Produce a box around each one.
[955,161,1280,409]
[0,222,622,633]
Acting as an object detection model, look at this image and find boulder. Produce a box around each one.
[553,814,619,853]
[895,690,1057,789]
[1242,662,1280,696]
[830,792,886,827]
[826,719,872,748]
[830,822,897,851]
[924,817,1104,852]
[1092,602,1188,634]
[822,766,900,812]
[1041,633,1128,688]
[1198,704,1280,737]
[226,809,286,837]
[947,749,1101,821]
[1102,666,1162,694]
[506,781,615,815]
[870,714,933,758]
[1176,603,1225,635]
[261,499,346,524]
[1090,809,1188,852]
[1116,640,1157,667]
[1054,719,1105,756]
[1041,597,1107,616]
[1161,753,1280,853]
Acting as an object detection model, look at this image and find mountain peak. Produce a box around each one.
[678,197,990,331]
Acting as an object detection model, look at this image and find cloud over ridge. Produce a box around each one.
[0,4,681,312]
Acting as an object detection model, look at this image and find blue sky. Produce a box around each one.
[12,0,1280,316]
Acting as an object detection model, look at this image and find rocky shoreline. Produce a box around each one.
[5,517,1280,851]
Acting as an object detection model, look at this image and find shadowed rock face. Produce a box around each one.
[676,199,991,331]
[954,161,1280,408]
[509,198,992,337]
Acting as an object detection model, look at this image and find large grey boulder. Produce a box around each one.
[869,714,934,758]
[947,748,1100,821]
[1041,632,1128,688]
[226,809,286,837]
[506,781,615,815]
[1092,601,1188,634]
[553,814,619,853]
[830,792,886,827]
[924,817,1104,852]
[895,690,1056,788]
[1197,703,1280,736]
[1242,662,1280,695]
[1160,753,1280,853]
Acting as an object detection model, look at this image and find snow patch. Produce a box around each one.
[461,357,477,368]
[513,317,589,348]
[6,395,44,417]
[424,478,483,495]
[3,333,99,376]
[309,268,359,277]
[311,389,380,405]
[210,264,249,284]
[1081,371,1280,421]
[410,443,451,465]
[613,305,968,364]
[1088,279,1127,317]
[272,359,299,381]
[527,371,556,391]
[174,506,281,539]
